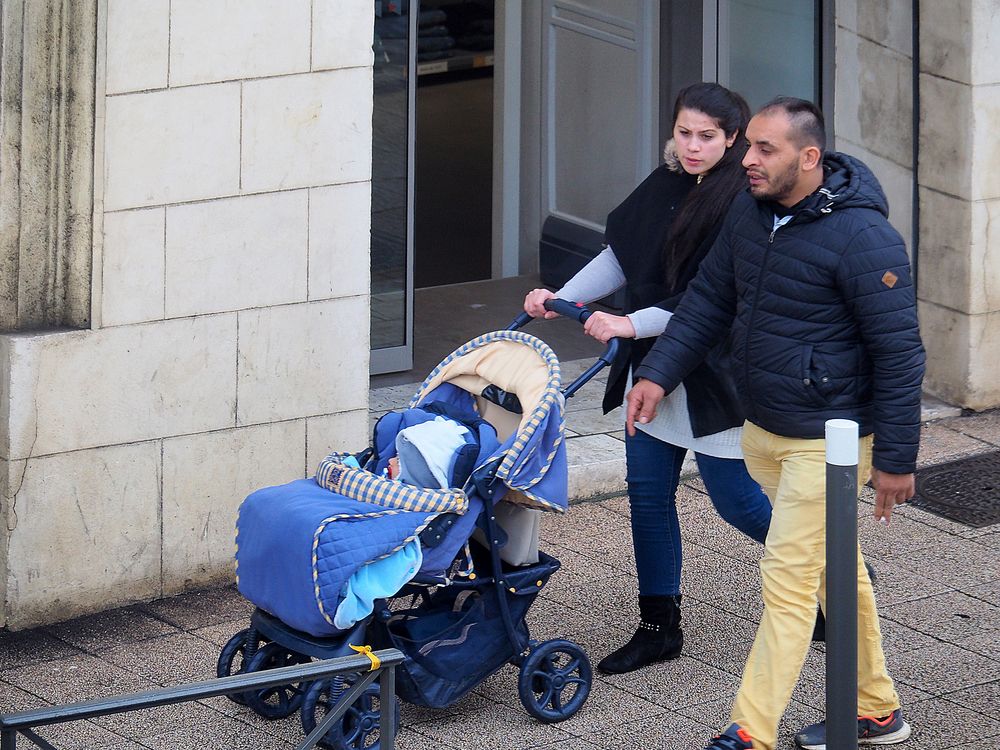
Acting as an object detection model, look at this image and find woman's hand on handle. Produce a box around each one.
[524,288,559,319]
[583,312,635,343]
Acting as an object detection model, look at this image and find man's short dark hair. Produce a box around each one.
[758,96,826,153]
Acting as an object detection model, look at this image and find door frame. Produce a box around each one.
[493,0,522,278]
[370,7,417,375]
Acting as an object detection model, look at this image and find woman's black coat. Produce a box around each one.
[601,162,744,438]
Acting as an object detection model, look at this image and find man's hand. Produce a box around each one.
[870,469,915,525]
[523,288,558,319]
[583,312,635,343]
[625,379,666,436]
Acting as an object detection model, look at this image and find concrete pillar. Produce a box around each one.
[1,0,98,630]
[0,0,97,331]
[834,0,914,251]
[917,0,1000,410]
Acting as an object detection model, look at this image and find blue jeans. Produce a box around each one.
[624,427,771,596]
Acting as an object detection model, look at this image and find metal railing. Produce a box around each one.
[0,648,404,750]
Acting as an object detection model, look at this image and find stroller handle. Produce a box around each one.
[507,298,621,399]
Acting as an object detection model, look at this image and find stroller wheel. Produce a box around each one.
[216,628,266,705]
[243,642,312,719]
[300,673,400,750]
[518,638,592,723]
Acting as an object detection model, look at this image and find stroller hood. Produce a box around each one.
[408,331,569,513]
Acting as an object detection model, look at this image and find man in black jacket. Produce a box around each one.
[626,98,923,750]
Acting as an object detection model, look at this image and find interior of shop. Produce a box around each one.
[372,0,500,371]
[411,0,496,288]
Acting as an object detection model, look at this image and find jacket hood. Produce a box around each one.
[663,138,683,173]
[806,151,890,219]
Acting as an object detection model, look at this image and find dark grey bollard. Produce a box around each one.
[825,419,859,750]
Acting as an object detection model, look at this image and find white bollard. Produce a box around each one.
[825,419,859,467]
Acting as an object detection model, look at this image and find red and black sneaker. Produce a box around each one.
[794,708,911,749]
[705,724,754,749]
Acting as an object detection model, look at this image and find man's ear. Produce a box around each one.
[800,145,823,172]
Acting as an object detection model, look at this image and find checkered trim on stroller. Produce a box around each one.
[316,452,469,515]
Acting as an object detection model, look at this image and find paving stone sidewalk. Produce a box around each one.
[2,367,998,749]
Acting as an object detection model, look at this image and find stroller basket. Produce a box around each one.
[379,549,560,708]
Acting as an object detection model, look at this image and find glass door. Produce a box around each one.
[707,0,824,111]
[370,3,416,374]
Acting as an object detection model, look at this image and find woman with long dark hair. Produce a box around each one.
[524,82,771,674]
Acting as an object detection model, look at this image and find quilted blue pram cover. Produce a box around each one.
[236,478,440,637]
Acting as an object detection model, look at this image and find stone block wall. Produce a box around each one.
[834,0,914,250]
[836,0,1000,411]
[916,0,1000,409]
[0,0,374,628]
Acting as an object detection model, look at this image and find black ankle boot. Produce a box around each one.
[597,594,683,674]
[812,607,826,642]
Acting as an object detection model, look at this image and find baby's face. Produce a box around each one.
[388,456,400,480]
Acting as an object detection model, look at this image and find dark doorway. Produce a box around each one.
[413,0,495,289]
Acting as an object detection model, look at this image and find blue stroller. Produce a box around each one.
[217,301,618,748]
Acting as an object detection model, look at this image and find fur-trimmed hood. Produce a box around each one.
[662,138,683,173]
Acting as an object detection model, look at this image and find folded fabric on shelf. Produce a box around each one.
[417,50,454,62]
[419,24,450,37]
[375,9,449,39]
[417,36,456,53]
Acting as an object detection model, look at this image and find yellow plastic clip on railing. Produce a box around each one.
[349,644,381,671]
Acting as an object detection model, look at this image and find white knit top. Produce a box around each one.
[557,247,744,459]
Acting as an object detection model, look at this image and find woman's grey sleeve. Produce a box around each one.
[557,246,670,339]
[555,246,626,304]
[627,307,673,339]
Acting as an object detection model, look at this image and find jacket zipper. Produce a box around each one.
[743,259,767,422]
[744,217,788,419]
[769,212,793,244]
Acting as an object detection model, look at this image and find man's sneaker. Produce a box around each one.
[794,709,911,749]
[705,724,754,749]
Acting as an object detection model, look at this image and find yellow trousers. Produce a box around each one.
[730,421,900,750]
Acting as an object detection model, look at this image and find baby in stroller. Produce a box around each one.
[219,310,614,749]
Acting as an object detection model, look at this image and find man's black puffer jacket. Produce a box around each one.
[634,152,926,474]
